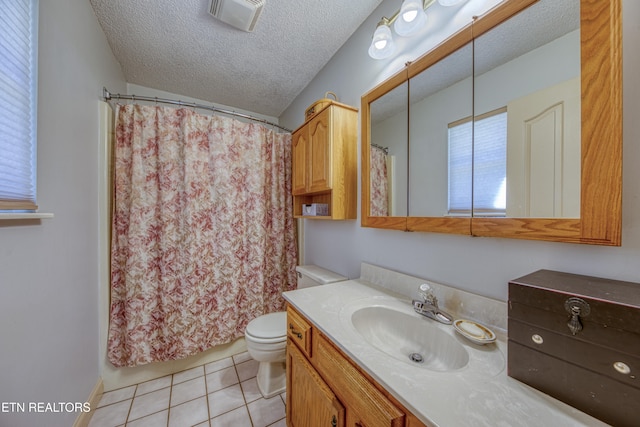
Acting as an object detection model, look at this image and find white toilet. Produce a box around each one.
[244,265,347,398]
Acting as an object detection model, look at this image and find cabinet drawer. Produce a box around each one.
[287,306,312,358]
[315,333,404,427]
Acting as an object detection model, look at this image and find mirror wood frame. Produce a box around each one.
[361,0,622,246]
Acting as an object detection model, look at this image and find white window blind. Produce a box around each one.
[473,109,507,216]
[448,108,507,216]
[448,119,472,215]
[0,0,38,211]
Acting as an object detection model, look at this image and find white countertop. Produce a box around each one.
[283,278,608,427]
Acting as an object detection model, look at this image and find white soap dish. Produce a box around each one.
[453,319,496,345]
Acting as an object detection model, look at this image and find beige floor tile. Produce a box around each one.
[247,396,286,427]
[88,400,131,427]
[240,378,262,403]
[136,375,172,396]
[173,365,205,385]
[232,351,252,364]
[169,396,209,427]
[126,409,168,427]
[171,376,206,407]
[206,366,239,393]
[128,387,171,421]
[235,359,259,382]
[267,419,287,427]
[207,384,246,418]
[205,357,234,374]
[97,385,135,408]
[210,405,252,427]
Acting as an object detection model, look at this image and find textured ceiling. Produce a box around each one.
[90,0,384,117]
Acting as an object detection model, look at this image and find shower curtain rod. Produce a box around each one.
[372,143,389,154]
[102,87,291,132]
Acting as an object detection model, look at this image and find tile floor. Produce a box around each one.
[88,351,286,427]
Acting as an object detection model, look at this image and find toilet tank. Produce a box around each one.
[296,265,347,289]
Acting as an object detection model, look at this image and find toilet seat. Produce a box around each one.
[245,312,286,344]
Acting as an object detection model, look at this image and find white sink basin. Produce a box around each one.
[351,305,469,371]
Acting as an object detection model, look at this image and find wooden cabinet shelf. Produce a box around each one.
[292,101,358,220]
[286,306,429,427]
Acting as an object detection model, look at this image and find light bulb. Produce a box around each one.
[368,23,396,59]
[402,10,418,22]
[374,39,388,50]
[394,0,427,37]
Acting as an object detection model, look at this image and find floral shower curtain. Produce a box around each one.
[370,146,389,216]
[108,104,298,367]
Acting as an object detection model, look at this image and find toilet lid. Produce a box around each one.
[246,312,286,339]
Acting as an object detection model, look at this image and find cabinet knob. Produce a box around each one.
[289,323,302,339]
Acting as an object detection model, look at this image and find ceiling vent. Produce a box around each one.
[208,0,265,32]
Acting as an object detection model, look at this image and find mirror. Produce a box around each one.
[369,81,408,217]
[361,0,622,245]
[408,43,473,218]
[473,0,580,218]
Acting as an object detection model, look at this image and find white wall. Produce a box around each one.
[0,1,125,426]
[280,0,640,300]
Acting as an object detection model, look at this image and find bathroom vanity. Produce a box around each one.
[283,263,607,427]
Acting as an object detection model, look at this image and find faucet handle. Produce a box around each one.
[418,283,437,306]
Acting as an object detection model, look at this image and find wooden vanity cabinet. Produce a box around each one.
[286,306,429,427]
[291,101,358,220]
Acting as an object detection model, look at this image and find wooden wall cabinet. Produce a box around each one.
[292,102,358,220]
[286,306,429,427]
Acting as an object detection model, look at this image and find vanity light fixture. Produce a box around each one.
[368,0,467,59]
[368,18,397,59]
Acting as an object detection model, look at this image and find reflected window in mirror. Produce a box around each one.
[472,108,507,217]
[448,108,507,217]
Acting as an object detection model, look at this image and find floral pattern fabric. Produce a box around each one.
[370,147,389,216]
[108,104,298,367]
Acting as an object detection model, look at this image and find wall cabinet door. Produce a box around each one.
[287,340,345,427]
[292,130,308,195]
[308,108,332,193]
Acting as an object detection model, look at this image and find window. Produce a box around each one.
[0,0,38,211]
[448,108,507,216]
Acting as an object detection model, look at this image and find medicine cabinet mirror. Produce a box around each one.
[361,0,622,245]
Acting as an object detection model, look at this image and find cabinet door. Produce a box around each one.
[292,128,308,195]
[287,340,345,427]
[315,334,404,427]
[308,108,332,193]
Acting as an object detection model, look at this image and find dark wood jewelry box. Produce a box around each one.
[508,270,640,427]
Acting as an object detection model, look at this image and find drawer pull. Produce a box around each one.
[531,334,544,345]
[331,415,337,427]
[289,323,302,339]
[614,361,631,375]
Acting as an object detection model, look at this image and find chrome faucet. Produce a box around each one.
[412,284,453,325]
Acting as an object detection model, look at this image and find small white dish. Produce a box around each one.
[453,319,496,345]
